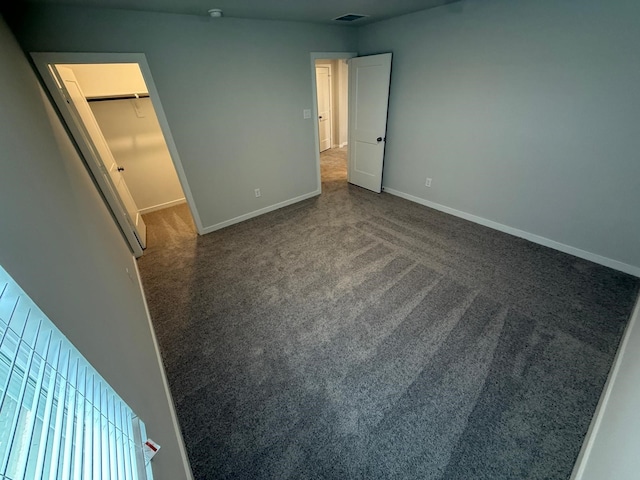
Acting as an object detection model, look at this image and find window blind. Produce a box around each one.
[0,266,151,480]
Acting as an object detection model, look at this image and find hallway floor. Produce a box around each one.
[320,146,347,186]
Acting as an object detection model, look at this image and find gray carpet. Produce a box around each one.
[138,148,639,480]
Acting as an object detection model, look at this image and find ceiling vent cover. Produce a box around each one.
[333,13,368,22]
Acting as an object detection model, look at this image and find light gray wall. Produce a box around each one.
[14,5,357,229]
[358,0,640,270]
[0,18,191,480]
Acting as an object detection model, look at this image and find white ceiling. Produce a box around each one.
[24,0,462,25]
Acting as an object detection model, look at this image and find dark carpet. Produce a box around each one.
[138,148,639,480]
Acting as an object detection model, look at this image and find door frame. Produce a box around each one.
[52,65,148,253]
[315,63,333,152]
[310,52,357,192]
[31,52,205,252]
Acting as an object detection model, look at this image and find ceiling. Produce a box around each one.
[23,0,462,26]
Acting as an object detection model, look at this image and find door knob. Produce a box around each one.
[117,167,125,172]
[377,137,383,142]
[319,116,323,119]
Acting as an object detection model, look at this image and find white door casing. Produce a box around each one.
[315,65,332,152]
[53,66,147,252]
[347,53,392,193]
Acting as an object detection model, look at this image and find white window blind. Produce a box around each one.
[0,266,152,480]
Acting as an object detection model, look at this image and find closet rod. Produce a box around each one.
[87,93,150,102]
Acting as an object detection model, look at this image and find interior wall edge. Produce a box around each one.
[570,295,640,479]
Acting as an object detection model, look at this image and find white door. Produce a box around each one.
[347,53,392,193]
[53,66,147,251]
[316,66,332,152]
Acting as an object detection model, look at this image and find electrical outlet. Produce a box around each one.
[303,109,311,119]
[254,188,261,198]
[425,177,432,187]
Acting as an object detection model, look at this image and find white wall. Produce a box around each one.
[315,59,337,148]
[90,97,186,213]
[329,59,349,148]
[315,59,348,149]
[0,17,191,480]
[337,59,349,147]
[60,63,148,98]
[571,298,640,479]
[357,0,640,272]
[15,5,357,231]
[330,60,346,148]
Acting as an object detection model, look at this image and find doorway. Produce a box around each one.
[315,59,349,189]
[311,52,356,192]
[311,52,393,195]
[315,64,333,153]
[32,53,202,257]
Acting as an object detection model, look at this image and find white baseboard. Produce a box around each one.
[132,258,195,480]
[200,190,321,234]
[382,187,640,277]
[339,142,348,148]
[139,198,186,215]
[570,296,640,479]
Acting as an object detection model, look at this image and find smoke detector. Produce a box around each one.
[208,8,223,18]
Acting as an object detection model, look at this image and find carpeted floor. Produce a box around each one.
[320,146,348,185]
[138,148,639,480]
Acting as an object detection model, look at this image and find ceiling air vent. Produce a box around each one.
[333,13,369,22]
